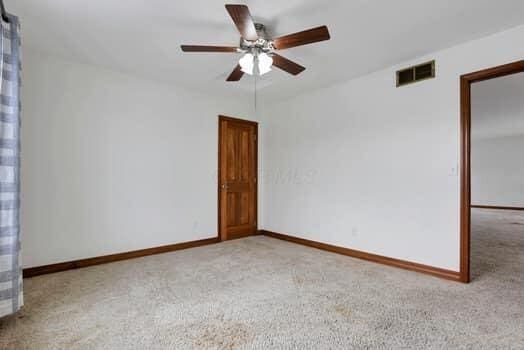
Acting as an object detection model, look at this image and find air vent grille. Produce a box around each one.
[396,60,435,87]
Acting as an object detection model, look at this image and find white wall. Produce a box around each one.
[470,72,524,207]
[261,25,524,271]
[21,50,252,268]
[472,135,524,207]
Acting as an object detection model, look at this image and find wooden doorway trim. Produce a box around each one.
[459,60,524,283]
[218,115,258,241]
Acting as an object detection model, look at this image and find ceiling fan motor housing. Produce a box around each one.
[254,23,269,39]
[239,23,274,55]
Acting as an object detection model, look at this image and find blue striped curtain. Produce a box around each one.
[0,14,22,318]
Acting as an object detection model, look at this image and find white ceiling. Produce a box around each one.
[472,73,524,140]
[10,0,524,102]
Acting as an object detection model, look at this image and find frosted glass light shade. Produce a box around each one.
[258,52,273,75]
[239,53,254,75]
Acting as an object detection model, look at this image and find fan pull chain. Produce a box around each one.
[254,73,257,112]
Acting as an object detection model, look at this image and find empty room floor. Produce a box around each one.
[1,210,523,349]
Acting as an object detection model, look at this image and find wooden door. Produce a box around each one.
[218,116,258,241]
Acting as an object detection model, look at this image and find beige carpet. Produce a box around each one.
[1,209,523,349]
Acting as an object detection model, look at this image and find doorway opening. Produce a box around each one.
[460,60,524,283]
[218,115,258,241]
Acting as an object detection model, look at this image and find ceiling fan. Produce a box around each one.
[181,4,331,81]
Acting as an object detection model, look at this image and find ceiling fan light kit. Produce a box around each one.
[239,51,273,76]
[181,4,331,82]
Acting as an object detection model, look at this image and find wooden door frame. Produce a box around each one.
[217,115,258,241]
[459,60,524,283]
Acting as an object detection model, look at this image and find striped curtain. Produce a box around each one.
[0,14,22,318]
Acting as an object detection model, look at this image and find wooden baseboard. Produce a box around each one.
[260,230,462,282]
[23,231,463,282]
[23,237,220,278]
[471,205,524,211]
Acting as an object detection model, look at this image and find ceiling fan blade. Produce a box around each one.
[272,54,306,75]
[225,4,258,41]
[272,26,330,50]
[181,45,238,53]
[226,65,244,81]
